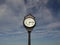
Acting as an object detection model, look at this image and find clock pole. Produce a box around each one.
[28,31,31,45]
[23,14,36,45]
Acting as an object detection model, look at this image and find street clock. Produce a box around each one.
[23,14,36,45]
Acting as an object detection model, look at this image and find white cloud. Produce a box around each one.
[33,22,60,39]
[42,0,48,4]
[0,0,26,31]
[25,0,48,9]
[47,22,60,29]
[0,4,7,18]
[0,0,26,39]
[40,7,53,23]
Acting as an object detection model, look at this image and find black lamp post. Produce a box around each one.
[23,14,36,45]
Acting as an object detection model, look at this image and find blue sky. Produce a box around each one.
[0,0,60,45]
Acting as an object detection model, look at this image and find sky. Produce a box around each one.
[0,0,60,45]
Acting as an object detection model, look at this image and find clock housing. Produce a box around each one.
[23,14,36,29]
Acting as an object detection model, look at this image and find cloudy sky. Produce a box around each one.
[0,0,60,45]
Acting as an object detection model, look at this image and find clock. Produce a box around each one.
[24,18,35,28]
[23,14,36,45]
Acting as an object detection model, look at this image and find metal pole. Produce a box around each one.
[28,31,31,45]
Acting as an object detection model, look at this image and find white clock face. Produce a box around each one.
[24,18,35,27]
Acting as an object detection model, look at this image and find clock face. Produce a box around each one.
[24,18,35,27]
